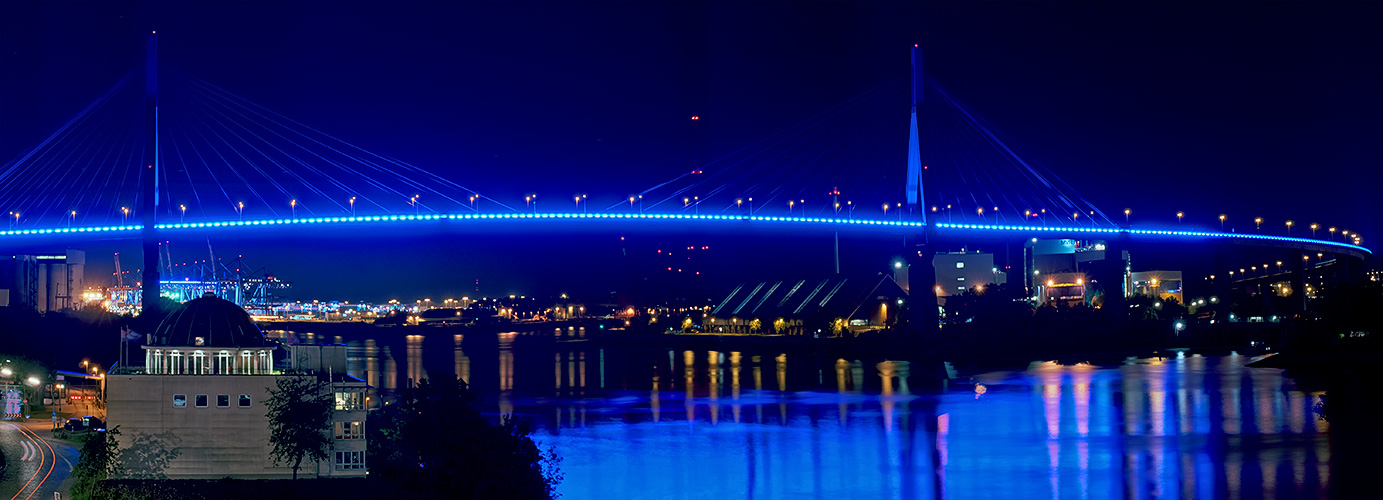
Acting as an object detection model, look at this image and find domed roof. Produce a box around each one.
[152,293,266,348]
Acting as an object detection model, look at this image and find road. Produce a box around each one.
[0,421,79,500]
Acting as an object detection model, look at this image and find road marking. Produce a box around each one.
[19,440,33,461]
[11,426,57,500]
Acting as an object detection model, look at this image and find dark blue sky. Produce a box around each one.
[1,1,1379,301]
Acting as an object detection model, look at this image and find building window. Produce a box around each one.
[955,262,965,269]
[241,351,253,374]
[334,451,365,470]
[195,395,208,407]
[169,351,183,375]
[217,395,230,407]
[956,277,965,281]
[173,394,187,407]
[216,351,231,374]
[192,351,207,375]
[335,421,364,440]
[239,395,252,408]
[335,391,363,411]
[957,286,966,291]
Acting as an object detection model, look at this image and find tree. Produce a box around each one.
[264,375,334,480]
[71,427,122,500]
[369,375,562,499]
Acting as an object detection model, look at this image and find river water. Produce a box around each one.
[274,328,1333,499]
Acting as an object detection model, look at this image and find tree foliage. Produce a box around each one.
[368,375,562,499]
[72,427,123,499]
[264,375,334,480]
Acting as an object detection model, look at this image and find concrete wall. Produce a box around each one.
[107,373,369,479]
[107,374,295,479]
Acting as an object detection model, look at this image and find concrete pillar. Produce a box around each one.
[1091,237,1128,322]
[909,234,938,330]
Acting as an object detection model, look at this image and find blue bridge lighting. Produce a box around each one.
[1,214,1368,256]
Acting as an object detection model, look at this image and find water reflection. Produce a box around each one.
[281,328,1332,499]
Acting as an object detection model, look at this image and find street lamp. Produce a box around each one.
[1285,220,1294,235]
[847,201,854,219]
[881,203,888,218]
[1219,214,1226,231]
[1310,223,1318,237]
[121,206,129,224]
[1329,227,1336,240]
[469,194,478,211]
[290,199,297,218]
[1124,208,1130,225]
[349,196,356,216]
[1254,217,1262,231]
[237,202,244,221]
[788,200,796,215]
[410,195,419,215]
[1176,211,1184,225]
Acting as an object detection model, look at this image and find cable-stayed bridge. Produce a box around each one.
[0,38,1370,312]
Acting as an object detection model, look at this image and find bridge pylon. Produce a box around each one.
[141,30,162,318]
[905,44,926,225]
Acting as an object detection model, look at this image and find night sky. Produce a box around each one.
[2,1,1379,302]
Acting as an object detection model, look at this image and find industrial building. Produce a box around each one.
[0,249,85,312]
[106,293,367,479]
[931,251,1009,306]
[1023,239,1128,307]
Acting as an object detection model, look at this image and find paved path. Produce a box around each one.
[0,421,80,500]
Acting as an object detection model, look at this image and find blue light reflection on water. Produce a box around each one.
[515,352,1328,500]
[299,330,1331,500]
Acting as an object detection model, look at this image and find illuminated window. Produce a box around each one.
[956,277,965,281]
[173,394,186,407]
[955,262,965,269]
[334,451,365,470]
[957,286,965,291]
[335,421,364,439]
[335,391,363,411]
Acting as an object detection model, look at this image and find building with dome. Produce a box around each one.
[106,293,368,479]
